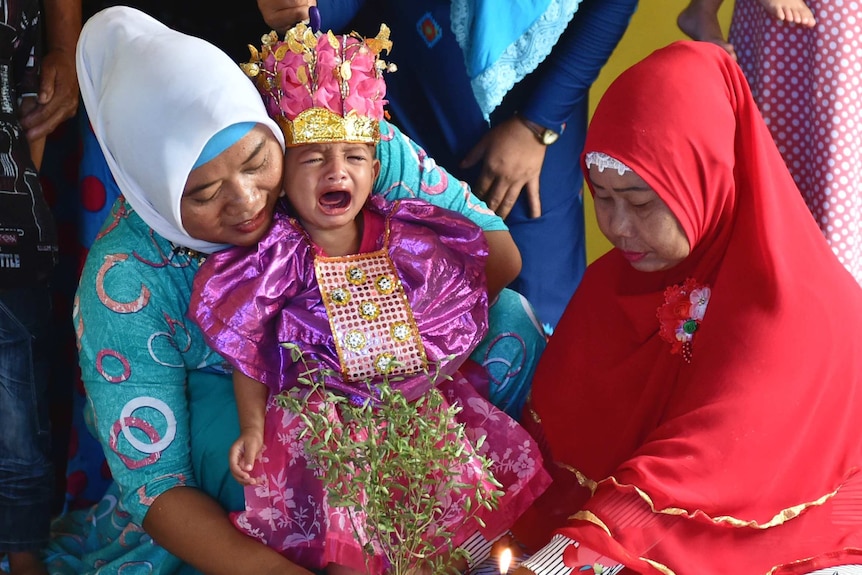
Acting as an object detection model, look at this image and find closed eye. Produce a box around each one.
[186,186,220,204]
[245,157,268,173]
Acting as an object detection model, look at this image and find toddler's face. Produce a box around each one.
[282,142,380,242]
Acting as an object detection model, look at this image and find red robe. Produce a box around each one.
[515,40,862,575]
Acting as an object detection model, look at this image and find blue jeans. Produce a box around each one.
[0,286,54,552]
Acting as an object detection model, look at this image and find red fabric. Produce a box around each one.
[312,206,384,256]
[515,41,862,574]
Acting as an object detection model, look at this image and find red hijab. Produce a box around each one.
[517,41,862,574]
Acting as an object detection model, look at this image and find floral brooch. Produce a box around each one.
[656,277,711,363]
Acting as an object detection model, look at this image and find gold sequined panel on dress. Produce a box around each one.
[315,250,427,383]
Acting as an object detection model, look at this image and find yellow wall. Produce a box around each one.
[583,1,734,262]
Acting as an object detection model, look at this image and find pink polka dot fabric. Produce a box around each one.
[730,0,862,283]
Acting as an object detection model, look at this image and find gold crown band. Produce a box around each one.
[279,107,380,147]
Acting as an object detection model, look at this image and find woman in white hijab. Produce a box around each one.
[50,6,311,574]
[44,6,544,574]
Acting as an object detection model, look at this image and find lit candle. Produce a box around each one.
[499,547,513,574]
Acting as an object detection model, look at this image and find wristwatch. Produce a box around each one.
[516,114,560,145]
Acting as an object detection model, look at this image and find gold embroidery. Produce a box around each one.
[765,548,862,575]
[344,330,367,352]
[561,471,860,575]
[640,558,677,575]
[328,287,351,306]
[374,352,397,375]
[358,300,380,321]
[557,467,843,530]
[346,266,366,285]
[568,510,612,536]
[390,321,411,342]
[525,392,541,425]
[375,274,397,294]
[570,510,678,575]
[314,238,427,383]
[555,461,598,494]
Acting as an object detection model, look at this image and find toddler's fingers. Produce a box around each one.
[230,463,249,485]
[241,443,262,472]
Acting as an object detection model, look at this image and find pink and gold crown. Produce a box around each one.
[241,22,395,147]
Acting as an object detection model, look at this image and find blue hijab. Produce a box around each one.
[451,0,583,120]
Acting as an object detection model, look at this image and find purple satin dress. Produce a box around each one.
[190,196,550,572]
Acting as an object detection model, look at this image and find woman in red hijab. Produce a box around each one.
[510,40,862,574]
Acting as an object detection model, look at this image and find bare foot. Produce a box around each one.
[756,0,816,27]
[8,551,48,575]
[677,2,738,60]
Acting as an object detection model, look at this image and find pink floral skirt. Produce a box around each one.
[230,368,551,574]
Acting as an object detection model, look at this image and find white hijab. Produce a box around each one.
[76,6,285,253]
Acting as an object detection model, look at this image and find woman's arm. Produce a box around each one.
[20,0,81,141]
[375,119,521,296]
[465,0,638,219]
[520,0,639,130]
[485,230,521,301]
[15,0,46,167]
[144,487,313,575]
[19,97,45,169]
[75,212,309,574]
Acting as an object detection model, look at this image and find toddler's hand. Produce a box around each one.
[229,432,263,485]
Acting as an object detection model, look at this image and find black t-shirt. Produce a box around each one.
[1,187,58,288]
[0,0,58,289]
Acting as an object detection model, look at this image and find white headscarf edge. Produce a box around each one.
[77,6,285,253]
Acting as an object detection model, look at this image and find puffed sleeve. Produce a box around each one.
[383,197,489,379]
[189,213,323,394]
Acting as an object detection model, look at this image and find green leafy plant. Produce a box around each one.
[275,343,504,575]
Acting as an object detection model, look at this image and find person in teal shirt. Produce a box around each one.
[44,7,544,574]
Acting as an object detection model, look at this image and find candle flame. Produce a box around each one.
[499,547,512,574]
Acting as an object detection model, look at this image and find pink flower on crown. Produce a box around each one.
[242,23,394,145]
[312,35,342,112]
[343,46,387,117]
[271,49,312,119]
[248,25,394,121]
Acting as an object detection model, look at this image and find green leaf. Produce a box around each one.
[278,348,504,575]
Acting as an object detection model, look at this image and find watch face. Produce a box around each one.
[541,130,559,145]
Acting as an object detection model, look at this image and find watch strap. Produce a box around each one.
[516,114,558,145]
